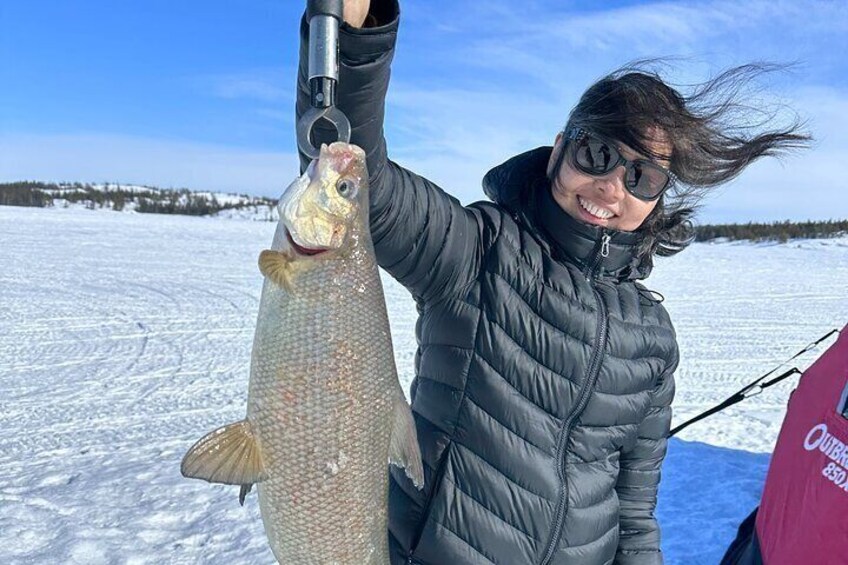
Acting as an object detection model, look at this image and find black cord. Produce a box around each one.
[668,329,839,438]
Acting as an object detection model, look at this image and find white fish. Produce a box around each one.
[181,142,424,564]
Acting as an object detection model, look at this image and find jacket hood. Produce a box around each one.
[482,146,654,281]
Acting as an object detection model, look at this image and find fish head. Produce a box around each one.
[279,142,368,257]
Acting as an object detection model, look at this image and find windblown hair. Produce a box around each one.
[563,61,812,258]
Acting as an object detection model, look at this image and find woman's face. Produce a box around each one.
[547,130,672,232]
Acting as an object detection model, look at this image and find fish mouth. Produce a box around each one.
[286,229,327,257]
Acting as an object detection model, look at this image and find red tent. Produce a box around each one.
[723,325,848,564]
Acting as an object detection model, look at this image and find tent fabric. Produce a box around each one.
[724,325,848,565]
[755,324,848,564]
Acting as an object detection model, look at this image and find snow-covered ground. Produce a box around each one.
[1,205,846,564]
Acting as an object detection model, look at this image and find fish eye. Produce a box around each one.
[336,178,358,200]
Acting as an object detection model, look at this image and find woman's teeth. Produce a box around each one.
[578,196,614,219]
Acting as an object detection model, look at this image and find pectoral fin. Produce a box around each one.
[388,386,425,490]
[181,419,268,502]
[258,249,295,291]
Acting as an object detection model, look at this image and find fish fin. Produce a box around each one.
[258,249,294,291]
[239,483,253,506]
[388,386,425,490]
[181,419,268,486]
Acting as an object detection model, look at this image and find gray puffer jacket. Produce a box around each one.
[297,3,678,564]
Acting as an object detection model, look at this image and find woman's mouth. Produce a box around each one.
[286,230,326,256]
[577,196,616,223]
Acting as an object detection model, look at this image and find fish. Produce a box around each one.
[181,141,424,564]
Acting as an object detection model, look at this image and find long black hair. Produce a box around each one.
[562,61,812,258]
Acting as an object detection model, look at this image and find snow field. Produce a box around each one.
[1,206,846,564]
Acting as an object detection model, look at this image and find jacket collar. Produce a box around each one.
[482,146,653,281]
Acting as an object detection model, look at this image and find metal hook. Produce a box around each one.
[297,0,350,159]
[297,106,352,160]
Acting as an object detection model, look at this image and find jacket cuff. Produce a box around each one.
[365,0,399,27]
[300,0,399,66]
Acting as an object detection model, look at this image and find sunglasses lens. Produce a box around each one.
[627,162,670,200]
[574,137,618,175]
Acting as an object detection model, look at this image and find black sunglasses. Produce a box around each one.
[565,128,675,201]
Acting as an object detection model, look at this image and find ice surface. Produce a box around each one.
[1,206,846,564]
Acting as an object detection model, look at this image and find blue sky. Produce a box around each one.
[1,0,847,223]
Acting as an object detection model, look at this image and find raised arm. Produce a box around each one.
[296,0,490,303]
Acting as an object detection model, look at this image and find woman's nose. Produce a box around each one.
[595,165,628,203]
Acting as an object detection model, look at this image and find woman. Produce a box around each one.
[297,1,809,563]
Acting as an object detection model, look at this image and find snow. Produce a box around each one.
[1,205,846,564]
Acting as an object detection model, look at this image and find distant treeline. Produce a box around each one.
[695,220,848,243]
[0,181,55,207]
[135,193,219,216]
[0,181,275,216]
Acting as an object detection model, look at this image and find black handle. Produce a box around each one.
[307,0,344,21]
[298,0,351,158]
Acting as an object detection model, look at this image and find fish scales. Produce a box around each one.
[252,227,394,563]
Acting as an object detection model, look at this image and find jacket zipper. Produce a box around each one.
[583,231,611,280]
[538,233,611,565]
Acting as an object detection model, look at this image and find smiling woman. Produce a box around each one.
[546,62,811,259]
[295,1,813,564]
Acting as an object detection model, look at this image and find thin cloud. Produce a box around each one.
[0,133,299,199]
[384,81,565,202]
[253,108,294,125]
[191,69,293,103]
[424,0,848,89]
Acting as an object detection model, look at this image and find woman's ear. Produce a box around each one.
[546,132,565,180]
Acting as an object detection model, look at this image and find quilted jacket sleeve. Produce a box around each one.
[296,0,485,303]
[614,352,678,565]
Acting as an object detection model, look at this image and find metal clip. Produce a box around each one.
[742,384,764,399]
[297,106,351,160]
[297,0,351,159]
[600,234,611,258]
